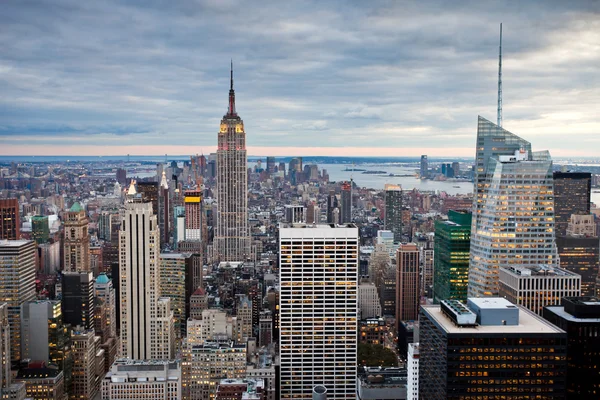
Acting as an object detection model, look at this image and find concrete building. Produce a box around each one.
[184,190,203,242]
[419,298,566,399]
[0,240,36,363]
[357,367,407,400]
[101,359,181,400]
[63,202,90,272]
[215,66,251,261]
[553,172,591,237]
[407,343,419,400]
[358,318,388,345]
[70,328,103,400]
[119,189,174,360]
[0,304,10,390]
[499,265,581,315]
[420,155,428,179]
[159,253,189,337]
[0,199,20,240]
[370,244,394,317]
[215,378,264,400]
[469,145,558,297]
[396,243,420,323]
[15,368,65,400]
[284,205,305,224]
[279,223,358,400]
[384,184,403,242]
[359,282,381,319]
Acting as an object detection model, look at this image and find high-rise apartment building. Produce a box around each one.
[279,223,358,400]
[102,359,181,400]
[0,304,10,390]
[433,210,471,303]
[215,65,251,262]
[70,328,102,400]
[469,137,557,297]
[419,155,428,179]
[407,343,419,400]
[384,184,403,242]
[396,243,420,322]
[499,265,581,315]
[119,188,174,360]
[420,298,566,399]
[557,214,599,296]
[326,191,338,224]
[553,172,591,237]
[94,273,117,339]
[0,240,36,363]
[543,297,600,399]
[340,182,351,224]
[159,253,189,337]
[370,243,395,316]
[0,199,20,240]
[63,202,90,272]
[62,271,95,330]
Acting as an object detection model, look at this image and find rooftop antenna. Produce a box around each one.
[497,23,503,127]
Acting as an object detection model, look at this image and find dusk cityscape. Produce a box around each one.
[1,1,600,400]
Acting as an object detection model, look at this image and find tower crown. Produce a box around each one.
[226,60,237,117]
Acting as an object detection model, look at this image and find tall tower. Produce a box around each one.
[396,243,420,323]
[384,184,403,242]
[0,199,20,240]
[497,23,503,127]
[63,202,90,272]
[215,62,251,261]
[279,223,358,400]
[119,185,174,360]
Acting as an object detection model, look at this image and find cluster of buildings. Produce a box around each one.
[0,62,600,400]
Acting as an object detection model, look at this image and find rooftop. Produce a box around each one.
[0,239,34,247]
[502,265,578,277]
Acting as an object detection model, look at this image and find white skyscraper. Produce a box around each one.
[119,187,174,359]
[279,223,358,400]
[469,143,558,297]
[215,63,251,261]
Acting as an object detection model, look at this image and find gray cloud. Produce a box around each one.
[0,0,599,153]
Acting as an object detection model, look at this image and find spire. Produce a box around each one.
[497,23,503,127]
[227,60,237,116]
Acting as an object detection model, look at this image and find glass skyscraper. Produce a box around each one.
[469,117,558,297]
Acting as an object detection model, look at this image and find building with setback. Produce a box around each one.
[420,298,566,399]
[215,64,251,261]
[279,223,358,400]
[63,202,90,272]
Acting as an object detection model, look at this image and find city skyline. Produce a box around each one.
[1,1,599,157]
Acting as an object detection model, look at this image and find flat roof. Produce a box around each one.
[0,239,33,247]
[468,297,516,310]
[422,304,564,334]
[545,306,600,323]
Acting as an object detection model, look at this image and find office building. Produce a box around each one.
[469,146,558,297]
[31,216,49,245]
[326,191,338,224]
[215,378,265,400]
[15,368,65,400]
[420,155,428,179]
[215,65,251,262]
[119,187,174,360]
[384,184,402,242]
[115,168,126,186]
[62,271,94,330]
[266,157,276,174]
[420,298,566,399]
[0,304,10,390]
[182,341,246,400]
[557,214,599,296]
[70,328,103,400]
[98,212,112,242]
[370,243,395,316]
[358,318,388,345]
[359,282,381,319]
[159,171,170,246]
[407,343,419,400]
[279,223,358,400]
[102,359,181,400]
[38,242,61,275]
[0,240,36,363]
[284,205,305,224]
[433,210,471,303]
[184,190,203,242]
[0,199,20,240]
[159,253,189,337]
[396,243,420,322]
[543,297,600,398]
[499,265,581,315]
[340,182,351,224]
[63,202,90,272]
[553,172,591,237]
[94,273,117,339]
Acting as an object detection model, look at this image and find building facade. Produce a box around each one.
[407,343,419,400]
[101,359,181,400]
[279,224,358,400]
[396,243,420,323]
[0,199,20,240]
[553,172,591,237]
[63,202,90,272]
[215,66,251,262]
[384,184,402,242]
[62,271,95,330]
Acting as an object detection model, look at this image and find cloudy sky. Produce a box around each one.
[1,0,599,157]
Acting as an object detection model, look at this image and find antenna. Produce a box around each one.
[497,23,503,127]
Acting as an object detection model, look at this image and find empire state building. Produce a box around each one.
[215,63,251,261]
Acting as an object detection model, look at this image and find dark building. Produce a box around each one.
[384,184,403,242]
[0,198,20,240]
[31,215,50,244]
[62,271,95,330]
[266,156,276,174]
[136,181,158,215]
[420,155,428,178]
[557,235,599,297]
[544,297,600,399]
[116,168,127,186]
[326,190,338,224]
[433,210,472,303]
[340,182,351,224]
[553,172,591,236]
[420,298,567,400]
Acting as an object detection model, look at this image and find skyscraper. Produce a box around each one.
[469,124,557,297]
[62,271,95,330]
[266,157,276,174]
[419,155,428,179]
[433,210,472,303]
[0,199,20,240]
[0,240,36,363]
[396,243,420,322]
[340,182,351,224]
[63,202,90,272]
[184,190,203,242]
[159,171,170,246]
[326,191,338,224]
[384,184,402,242]
[279,223,358,400]
[420,298,566,399]
[119,186,174,360]
[215,63,251,262]
[553,172,591,237]
[31,215,49,245]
